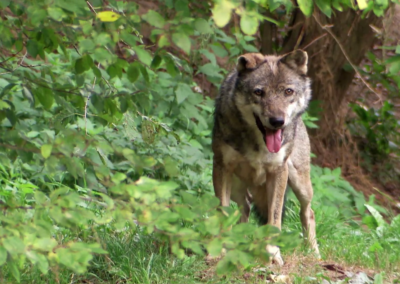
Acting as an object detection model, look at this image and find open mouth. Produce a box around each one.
[253,114,283,153]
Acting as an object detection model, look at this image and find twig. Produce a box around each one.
[73,44,81,56]
[0,52,28,75]
[347,13,360,36]
[312,14,383,104]
[302,33,328,50]
[293,25,305,51]
[0,143,101,167]
[80,196,108,207]
[108,90,142,98]
[0,200,34,210]
[84,76,96,135]
[20,64,42,68]
[86,1,97,14]
[84,94,90,136]
[0,52,21,64]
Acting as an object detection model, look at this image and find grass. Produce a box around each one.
[1,192,399,284]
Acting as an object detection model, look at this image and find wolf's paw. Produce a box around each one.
[266,245,284,266]
[205,248,227,265]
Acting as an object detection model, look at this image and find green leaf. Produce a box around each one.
[92,66,102,78]
[369,241,383,252]
[389,61,400,75]
[75,54,94,74]
[194,18,212,33]
[97,11,121,22]
[47,7,66,21]
[365,204,386,228]
[374,272,384,284]
[163,55,178,77]
[27,40,39,58]
[175,83,193,104]
[170,242,185,259]
[132,46,152,66]
[55,0,86,14]
[56,247,93,274]
[9,261,20,283]
[79,39,95,53]
[141,119,155,144]
[163,156,179,177]
[211,43,228,57]
[204,215,221,235]
[207,238,223,257]
[22,86,34,104]
[142,10,165,28]
[26,251,49,274]
[34,191,49,206]
[240,14,259,35]
[298,0,314,16]
[127,62,140,83]
[315,0,332,17]
[150,54,162,69]
[3,237,25,254]
[0,247,7,266]
[111,172,127,184]
[385,54,400,64]
[158,35,170,48]
[0,100,10,110]
[139,64,150,83]
[41,144,53,159]
[32,238,57,251]
[0,0,10,8]
[172,33,191,54]
[35,87,54,110]
[198,63,223,78]
[26,131,40,138]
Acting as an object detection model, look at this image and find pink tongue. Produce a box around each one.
[265,129,282,153]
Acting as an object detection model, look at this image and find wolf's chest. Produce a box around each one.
[223,143,289,186]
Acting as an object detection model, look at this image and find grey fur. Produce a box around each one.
[212,51,320,265]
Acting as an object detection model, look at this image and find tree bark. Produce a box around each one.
[260,8,382,163]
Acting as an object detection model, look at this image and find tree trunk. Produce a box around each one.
[260,9,382,165]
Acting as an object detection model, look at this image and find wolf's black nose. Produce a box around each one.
[269,117,285,128]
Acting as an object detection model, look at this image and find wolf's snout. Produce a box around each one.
[269,117,285,128]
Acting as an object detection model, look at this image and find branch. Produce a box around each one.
[85,76,96,135]
[86,1,97,14]
[0,143,101,167]
[0,52,28,75]
[302,33,328,50]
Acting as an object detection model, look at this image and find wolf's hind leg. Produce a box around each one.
[212,156,233,207]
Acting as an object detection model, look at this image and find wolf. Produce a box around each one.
[212,50,320,265]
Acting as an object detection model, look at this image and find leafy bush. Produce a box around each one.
[0,0,288,280]
[348,50,400,183]
[0,0,398,282]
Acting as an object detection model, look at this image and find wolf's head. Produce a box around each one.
[234,50,311,153]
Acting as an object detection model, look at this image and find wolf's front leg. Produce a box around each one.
[288,160,320,258]
[212,155,232,207]
[253,163,289,265]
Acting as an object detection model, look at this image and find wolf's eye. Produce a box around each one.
[284,88,294,96]
[254,89,263,96]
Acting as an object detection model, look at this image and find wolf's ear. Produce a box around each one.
[237,53,265,72]
[280,50,308,75]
